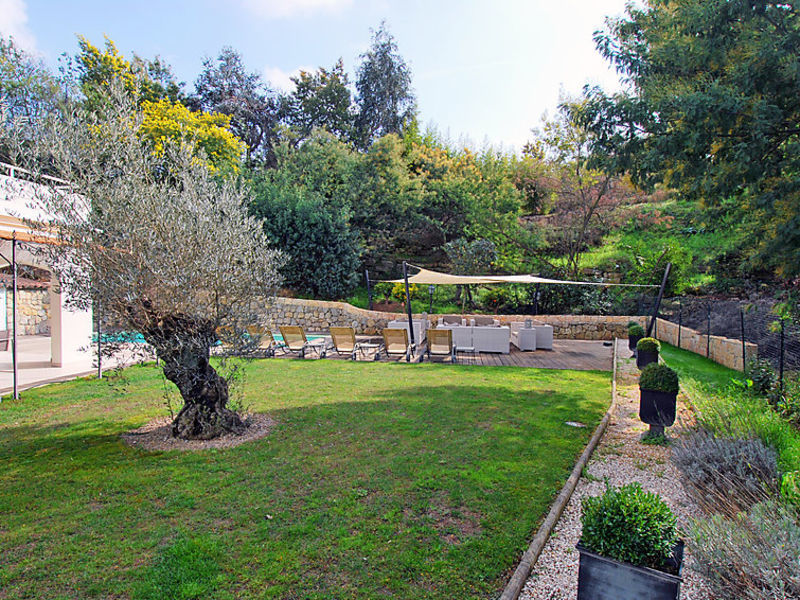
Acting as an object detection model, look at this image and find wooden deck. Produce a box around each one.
[278,337,613,372]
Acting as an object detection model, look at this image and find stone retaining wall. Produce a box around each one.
[264,297,644,340]
[654,317,756,372]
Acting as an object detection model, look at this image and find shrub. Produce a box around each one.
[747,358,778,395]
[690,500,800,600]
[672,430,780,516]
[783,471,800,511]
[767,375,800,426]
[628,323,645,337]
[581,482,677,571]
[479,286,512,312]
[391,282,418,302]
[640,363,679,395]
[372,281,394,300]
[636,337,661,353]
[251,182,362,300]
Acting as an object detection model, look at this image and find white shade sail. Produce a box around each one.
[384,265,659,288]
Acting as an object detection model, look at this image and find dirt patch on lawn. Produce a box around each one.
[121,413,277,452]
[404,491,483,545]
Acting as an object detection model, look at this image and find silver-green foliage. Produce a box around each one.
[691,501,800,600]
[672,430,780,515]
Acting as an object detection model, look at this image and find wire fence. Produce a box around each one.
[658,297,800,387]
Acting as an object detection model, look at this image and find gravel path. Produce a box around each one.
[519,339,713,600]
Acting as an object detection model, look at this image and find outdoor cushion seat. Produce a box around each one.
[471,316,500,327]
[439,315,466,326]
[471,325,510,353]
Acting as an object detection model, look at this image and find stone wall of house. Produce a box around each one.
[262,297,645,340]
[5,289,50,335]
[654,317,756,372]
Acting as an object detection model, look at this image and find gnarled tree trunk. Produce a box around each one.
[141,313,245,440]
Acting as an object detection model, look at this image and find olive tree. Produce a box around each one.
[1,85,283,440]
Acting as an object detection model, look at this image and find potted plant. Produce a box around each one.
[636,337,660,369]
[628,323,645,355]
[577,482,683,600]
[639,363,679,438]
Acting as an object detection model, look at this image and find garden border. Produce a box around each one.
[498,338,619,600]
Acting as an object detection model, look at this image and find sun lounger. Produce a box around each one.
[246,325,286,357]
[426,328,456,363]
[381,327,412,362]
[279,325,328,359]
[329,327,381,360]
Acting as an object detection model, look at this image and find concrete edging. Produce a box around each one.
[498,338,620,600]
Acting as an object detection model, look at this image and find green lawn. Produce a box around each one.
[0,360,610,599]
[661,343,800,471]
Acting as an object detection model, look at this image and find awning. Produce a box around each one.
[384,265,658,288]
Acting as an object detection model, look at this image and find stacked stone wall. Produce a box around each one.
[5,289,50,335]
[654,317,756,372]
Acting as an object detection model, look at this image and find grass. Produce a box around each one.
[0,359,610,599]
[661,343,800,472]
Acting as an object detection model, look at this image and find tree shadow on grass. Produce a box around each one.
[0,381,609,600]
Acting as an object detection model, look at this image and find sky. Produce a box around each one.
[0,0,631,153]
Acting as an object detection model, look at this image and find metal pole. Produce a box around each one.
[365,269,373,311]
[534,283,540,315]
[96,298,102,379]
[780,319,785,392]
[428,285,434,313]
[706,303,711,358]
[740,308,746,373]
[402,262,415,353]
[12,237,18,400]
[677,302,682,349]
[646,262,671,338]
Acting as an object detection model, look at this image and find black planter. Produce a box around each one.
[636,350,659,369]
[576,540,684,600]
[628,334,642,354]
[639,388,677,430]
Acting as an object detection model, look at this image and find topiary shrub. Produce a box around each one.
[690,500,800,599]
[672,430,780,516]
[636,337,661,353]
[639,363,679,395]
[628,323,645,337]
[581,482,678,571]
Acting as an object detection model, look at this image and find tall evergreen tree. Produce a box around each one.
[281,59,353,143]
[193,47,279,165]
[353,22,416,149]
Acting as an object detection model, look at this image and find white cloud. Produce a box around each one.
[240,0,353,19]
[263,64,314,92]
[0,0,37,52]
